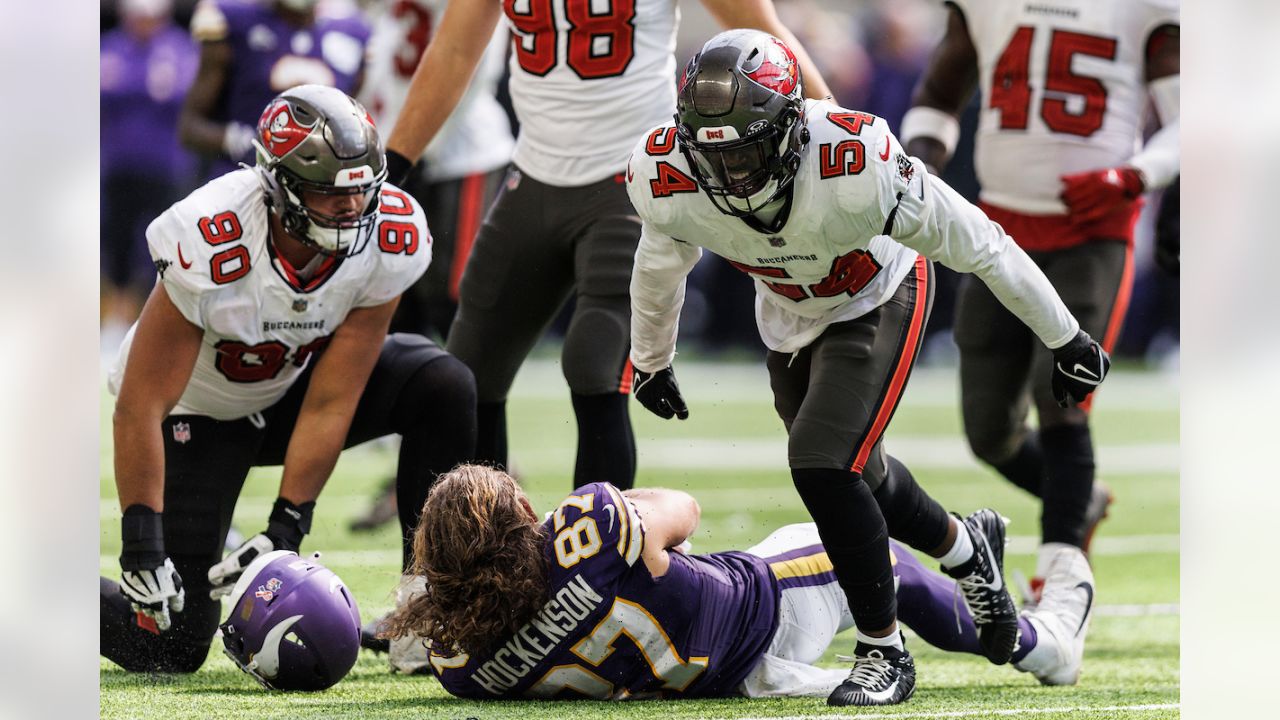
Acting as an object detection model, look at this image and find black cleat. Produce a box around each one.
[827,639,916,706]
[943,509,1019,665]
[361,615,391,654]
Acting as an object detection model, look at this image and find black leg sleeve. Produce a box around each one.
[571,391,636,491]
[1039,424,1096,548]
[792,468,897,632]
[393,355,478,570]
[992,431,1047,499]
[874,455,952,553]
[474,400,509,471]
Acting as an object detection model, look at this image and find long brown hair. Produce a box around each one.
[382,465,549,654]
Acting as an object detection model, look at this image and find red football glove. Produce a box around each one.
[1059,167,1145,226]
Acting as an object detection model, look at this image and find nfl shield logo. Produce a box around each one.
[172,421,191,444]
[292,298,308,313]
[769,236,786,247]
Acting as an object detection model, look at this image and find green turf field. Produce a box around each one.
[99,357,1179,719]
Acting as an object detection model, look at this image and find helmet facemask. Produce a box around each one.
[269,161,385,258]
[678,104,805,216]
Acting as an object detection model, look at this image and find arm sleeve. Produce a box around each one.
[891,167,1079,349]
[1129,74,1179,190]
[628,223,702,373]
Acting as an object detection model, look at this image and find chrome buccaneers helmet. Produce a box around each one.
[218,550,361,691]
[253,85,386,257]
[675,30,810,216]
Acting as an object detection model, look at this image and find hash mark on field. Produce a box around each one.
[717,702,1179,719]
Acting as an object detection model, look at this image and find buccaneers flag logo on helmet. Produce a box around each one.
[744,38,799,96]
[258,99,317,158]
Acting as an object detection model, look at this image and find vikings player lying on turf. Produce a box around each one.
[380,466,1093,700]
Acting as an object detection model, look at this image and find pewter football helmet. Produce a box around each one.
[675,30,809,216]
[254,85,386,257]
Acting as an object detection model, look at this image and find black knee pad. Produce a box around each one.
[562,303,629,395]
[392,353,477,431]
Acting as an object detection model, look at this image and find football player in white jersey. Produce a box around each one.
[626,31,1110,706]
[900,0,1179,599]
[379,0,832,495]
[100,86,477,674]
[348,0,516,535]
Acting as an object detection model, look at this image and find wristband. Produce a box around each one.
[120,504,165,570]
[900,106,961,160]
[266,497,315,550]
[385,149,415,187]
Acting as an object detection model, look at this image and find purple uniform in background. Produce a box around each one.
[431,483,780,699]
[100,22,197,179]
[195,0,370,177]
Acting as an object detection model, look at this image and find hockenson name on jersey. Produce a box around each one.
[465,574,605,694]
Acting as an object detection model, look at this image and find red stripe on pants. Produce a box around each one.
[1082,243,1134,413]
[449,172,486,301]
[850,256,929,473]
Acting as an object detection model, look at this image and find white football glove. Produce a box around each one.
[222,121,257,160]
[120,558,186,632]
[208,533,276,599]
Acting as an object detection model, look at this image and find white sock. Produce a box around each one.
[938,517,975,569]
[1035,542,1075,578]
[1013,615,1055,674]
[856,624,904,652]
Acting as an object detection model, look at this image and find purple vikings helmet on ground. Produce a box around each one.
[219,550,361,691]
[253,84,387,258]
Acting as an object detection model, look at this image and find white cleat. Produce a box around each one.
[1014,545,1095,686]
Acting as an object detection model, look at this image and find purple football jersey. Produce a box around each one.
[100,24,198,176]
[204,0,370,177]
[432,483,781,699]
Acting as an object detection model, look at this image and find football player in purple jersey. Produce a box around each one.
[380,466,1095,702]
[178,0,371,181]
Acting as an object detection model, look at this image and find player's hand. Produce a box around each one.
[1051,330,1111,408]
[385,149,415,187]
[633,366,689,420]
[118,505,185,632]
[1060,166,1144,226]
[208,498,314,598]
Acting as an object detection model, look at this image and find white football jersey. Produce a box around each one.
[627,99,1077,364]
[952,0,1179,213]
[361,0,514,181]
[504,0,679,186]
[108,170,431,421]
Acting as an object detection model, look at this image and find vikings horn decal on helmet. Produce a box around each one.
[675,30,809,217]
[253,85,387,257]
[218,550,361,691]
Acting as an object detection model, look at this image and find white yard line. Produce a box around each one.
[711,703,1179,720]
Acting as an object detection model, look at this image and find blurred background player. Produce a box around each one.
[381,0,833,493]
[901,0,1179,598]
[626,29,1111,705]
[349,0,515,533]
[383,466,1095,701]
[99,86,476,673]
[179,0,371,182]
[100,0,199,347]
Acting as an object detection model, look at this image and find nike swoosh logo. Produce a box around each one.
[862,678,899,702]
[604,504,617,533]
[177,243,193,269]
[1057,361,1102,385]
[979,535,1003,592]
[879,136,891,161]
[1074,581,1094,636]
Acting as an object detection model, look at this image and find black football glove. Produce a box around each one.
[1051,330,1111,408]
[118,505,185,632]
[633,366,689,420]
[208,497,314,598]
[385,149,415,188]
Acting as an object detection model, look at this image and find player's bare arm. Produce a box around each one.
[177,39,238,158]
[699,0,833,101]
[623,487,701,577]
[277,297,400,505]
[384,0,503,176]
[112,283,203,512]
[903,5,978,173]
